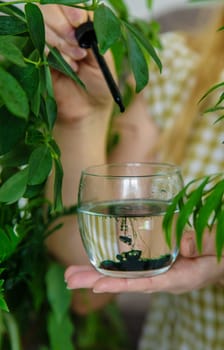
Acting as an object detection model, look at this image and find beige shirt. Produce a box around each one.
[139,32,224,350]
[144,32,224,185]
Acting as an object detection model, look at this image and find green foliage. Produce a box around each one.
[28,145,53,186]
[25,3,45,56]
[73,302,129,350]
[126,28,149,93]
[46,263,74,350]
[0,167,29,203]
[0,109,26,155]
[0,0,159,348]
[40,0,89,4]
[93,2,162,92]
[48,46,85,88]
[0,3,62,211]
[0,67,29,119]
[0,280,9,312]
[123,20,162,72]
[0,36,26,66]
[200,81,224,123]
[164,175,224,260]
[47,313,74,350]
[94,5,121,54]
[0,16,27,35]
[1,312,21,350]
[106,0,128,20]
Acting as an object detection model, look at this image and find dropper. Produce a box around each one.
[75,20,125,113]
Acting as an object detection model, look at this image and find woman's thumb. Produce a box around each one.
[180,230,216,257]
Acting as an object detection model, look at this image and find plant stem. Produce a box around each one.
[3,312,22,350]
[0,0,38,7]
[24,57,47,68]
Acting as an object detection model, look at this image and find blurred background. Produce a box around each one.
[125,0,189,18]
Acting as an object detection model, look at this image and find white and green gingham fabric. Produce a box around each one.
[139,32,224,350]
[139,288,224,350]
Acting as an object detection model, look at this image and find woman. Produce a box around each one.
[42,3,224,349]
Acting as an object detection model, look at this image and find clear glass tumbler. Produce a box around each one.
[77,162,183,278]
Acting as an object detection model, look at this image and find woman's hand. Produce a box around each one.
[40,5,114,122]
[64,231,224,294]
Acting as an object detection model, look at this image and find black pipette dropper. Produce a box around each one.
[75,20,125,113]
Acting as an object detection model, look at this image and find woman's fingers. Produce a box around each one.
[41,5,85,36]
[65,265,94,280]
[61,5,88,27]
[65,255,224,294]
[42,5,88,47]
[64,259,193,293]
[42,5,87,63]
[40,4,115,115]
[45,25,86,62]
[91,257,198,294]
[65,265,105,289]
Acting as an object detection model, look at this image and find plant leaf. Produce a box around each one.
[0,167,29,203]
[0,290,9,312]
[215,92,224,106]
[2,312,21,348]
[0,2,25,20]
[31,81,41,116]
[0,107,26,155]
[25,3,45,56]
[199,81,224,103]
[44,63,54,98]
[47,46,85,88]
[110,38,126,76]
[0,226,23,262]
[194,178,224,252]
[43,64,57,129]
[176,177,210,247]
[123,20,162,72]
[94,4,121,54]
[50,139,63,212]
[45,95,57,130]
[163,190,185,248]
[126,29,149,92]
[106,0,128,19]
[53,157,63,212]
[40,0,88,4]
[10,63,40,100]
[0,144,29,168]
[28,145,53,185]
[214,115,224,125]
[48,311,74,350]
[0,35,25,66]
[204,106,224,114]
[0,16,27,35]
[146,0,153,9]
[46,263,71,323]
[0,66,29,119]
[216,210,224,261]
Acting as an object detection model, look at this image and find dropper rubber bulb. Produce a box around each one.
[75,20,125,113]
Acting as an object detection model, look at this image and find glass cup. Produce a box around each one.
[77,162,183,278]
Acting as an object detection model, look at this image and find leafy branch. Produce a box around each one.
[164,174,224,261]
[0,0,161,213]
[200,81,224,123]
